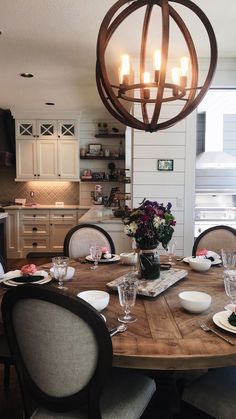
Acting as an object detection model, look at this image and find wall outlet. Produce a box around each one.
[55,201,64,207]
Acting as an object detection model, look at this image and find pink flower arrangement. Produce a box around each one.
[21,264,37,276]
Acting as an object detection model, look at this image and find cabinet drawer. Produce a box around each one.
[20,210,49,221]
[21,237,50,252]
[20,221,49,236]
[50,210,77,221]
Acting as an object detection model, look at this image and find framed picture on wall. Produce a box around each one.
[157,159,174,171]
[89,144,102,155]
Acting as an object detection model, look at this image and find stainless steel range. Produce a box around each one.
[195,193,236,237]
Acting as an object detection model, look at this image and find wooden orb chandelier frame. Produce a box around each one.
[96,0,218,132]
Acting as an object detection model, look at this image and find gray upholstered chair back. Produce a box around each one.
[2,285,112,416]
[192,225,236,256]
[64,224,115,259]
[12,299,98,397]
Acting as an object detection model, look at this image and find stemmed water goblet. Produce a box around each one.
[117,273,138,323]
[52,256,69,290]
[89,244,102,270]
[223,269,236,311]
[221,249,236,270]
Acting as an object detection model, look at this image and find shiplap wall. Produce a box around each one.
[79,109,125,206]
[224,114,236,156]
[132,103,196,256]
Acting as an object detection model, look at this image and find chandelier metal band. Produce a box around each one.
[96,0,218,132]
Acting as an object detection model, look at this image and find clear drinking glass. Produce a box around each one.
[52,256,69,290]
[89,245,102,270]
[224,269,236,311]
[117,275,138,323]
[221,249,236,270]
[167,240,177,265]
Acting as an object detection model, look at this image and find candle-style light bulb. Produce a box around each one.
[172,67,180,96]
[120,54,130,85]
[180,56,188,89]
[153,49,161,83]
[143,71,150,100]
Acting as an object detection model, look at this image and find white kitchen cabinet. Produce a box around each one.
[6,208,84,258]
[15,119,79,181]
[16,119,77,140]
[6,210,21,258]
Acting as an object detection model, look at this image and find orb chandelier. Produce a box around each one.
[96,0,217,133]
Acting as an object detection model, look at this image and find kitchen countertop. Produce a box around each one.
[79,206,123,224]
[2,205,90,210]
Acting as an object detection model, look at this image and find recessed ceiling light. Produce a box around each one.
[45,102,55,106]
[20,73,34,78]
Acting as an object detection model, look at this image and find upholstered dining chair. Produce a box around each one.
[0,254,14,389]
[2,285,156,419]
[192,225,236,257]
[182,366,236,419]
[63,223,116,259]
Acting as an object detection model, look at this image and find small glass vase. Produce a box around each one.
[138,247,160,280]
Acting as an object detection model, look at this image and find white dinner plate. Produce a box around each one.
[213,311,236,334]
[3,270,52,287]
[183,256,222,266]
[85,254,120,263]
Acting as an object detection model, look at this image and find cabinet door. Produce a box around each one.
[16,120,37,139]
[58,140,79,179]
[37,139,58,179]
[50,221,76,251]
[58,120,77,139]
[16,140,37,179]
[6,210,20,258]
[37,120,58,139]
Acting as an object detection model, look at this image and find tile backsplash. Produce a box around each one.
[0,167,80,204]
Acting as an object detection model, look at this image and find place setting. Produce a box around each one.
[85,245,120,268]
[0,263,52,287]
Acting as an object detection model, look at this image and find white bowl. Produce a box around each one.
[50,266,75,281]
[120,252,138,266]
[189,257,211,272]
[178,291,212,313]
[77,290,110,312]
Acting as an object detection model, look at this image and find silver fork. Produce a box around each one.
[199,321,235,346]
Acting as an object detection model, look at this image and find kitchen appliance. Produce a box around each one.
[93,185,103,205]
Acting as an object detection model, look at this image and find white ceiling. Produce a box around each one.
[0,0,235,114]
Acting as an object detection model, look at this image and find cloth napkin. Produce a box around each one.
[0,270,21,281]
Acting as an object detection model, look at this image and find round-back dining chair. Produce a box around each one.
[63,223,116,259]
[192,225,236,256]
[0,254,14,389]
[2,284,156,419]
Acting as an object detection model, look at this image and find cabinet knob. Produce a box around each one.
[38,174,40,177]
[32,227,38,232]
[33,214,36,218]
[34,174,37,177]
[61,214,64,218]
[32,242,38,247]
[58,174,61,177]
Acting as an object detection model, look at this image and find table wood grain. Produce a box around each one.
[1,259,236,371]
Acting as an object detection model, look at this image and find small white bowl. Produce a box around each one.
[120,252,138,266]
[77,290,110,312]
[178,291,212,313]
[189,257,211,272]
[50,266,75,281]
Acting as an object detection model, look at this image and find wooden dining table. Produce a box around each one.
[1,258,236,372]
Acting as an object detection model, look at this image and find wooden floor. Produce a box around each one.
[0,257,213,419]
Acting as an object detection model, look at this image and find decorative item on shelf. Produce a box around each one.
[89,143,102,156]
[108,162,116,180]
[80,148,86,157]
[123,199,176,280]
[96,0,217,133]
[112,127,119,133]
[81,169,93,180]
[92,172,105,181]
[104,148,110,157]
[97,122,108,135]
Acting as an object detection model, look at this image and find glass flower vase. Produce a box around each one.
[138,247,160,280]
